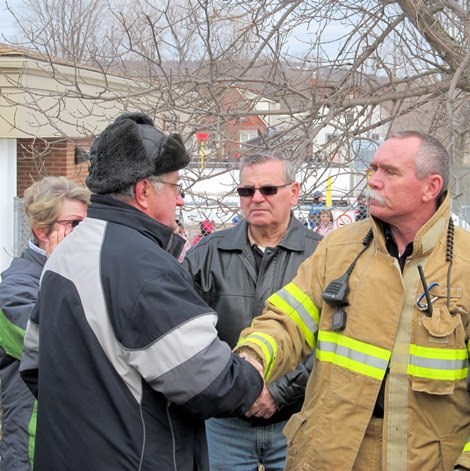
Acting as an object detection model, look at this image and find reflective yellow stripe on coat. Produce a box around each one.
[238,282,320,380]
[268,282,320,349]
[464,440,470,453]
[317,331,391,380]
[408,344,469,381]
[239,332,278,380]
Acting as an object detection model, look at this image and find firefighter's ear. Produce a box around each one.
[421,174,443,203]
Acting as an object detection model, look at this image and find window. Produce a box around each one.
[240,131,259,143]
[345,111,354,123]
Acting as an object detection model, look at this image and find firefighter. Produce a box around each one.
[236,131,470,470]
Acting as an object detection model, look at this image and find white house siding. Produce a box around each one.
[0,138,17,272]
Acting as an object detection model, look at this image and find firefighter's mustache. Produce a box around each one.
[366,189,386,206]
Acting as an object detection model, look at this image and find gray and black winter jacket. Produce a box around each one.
[20,194,262,471]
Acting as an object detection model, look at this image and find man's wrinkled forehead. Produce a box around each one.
[371,137,422,174]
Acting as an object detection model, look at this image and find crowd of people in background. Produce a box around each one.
[183,190,369,243]
[192,219,214,245]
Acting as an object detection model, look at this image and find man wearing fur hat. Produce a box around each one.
[20,112,263,470]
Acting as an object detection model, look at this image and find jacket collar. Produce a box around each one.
[218,213,307,252]
[413,192,450,257]
[20,246,47,270]
[88,194,185,259]
[370,192,451,257]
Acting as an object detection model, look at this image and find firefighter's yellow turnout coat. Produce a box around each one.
[237,195,470,470]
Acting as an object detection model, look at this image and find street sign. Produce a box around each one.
[333,210,356,228]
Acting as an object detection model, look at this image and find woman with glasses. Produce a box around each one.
[0,176,89,471]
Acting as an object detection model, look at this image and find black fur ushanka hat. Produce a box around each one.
[86,112,190,194]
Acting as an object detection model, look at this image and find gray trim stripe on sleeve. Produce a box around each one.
[146,338,233,403]
[21,319,40,372]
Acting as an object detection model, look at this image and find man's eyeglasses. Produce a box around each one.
[160,181,185,198]
[237,183,291,198]
[56,219,82,229]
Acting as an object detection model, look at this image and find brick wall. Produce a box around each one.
[16,137,91,196]
[219,89,268,158]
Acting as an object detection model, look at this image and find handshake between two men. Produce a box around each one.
[239,353,277,420]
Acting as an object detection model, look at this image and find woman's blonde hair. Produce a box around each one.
[23,177,90,238]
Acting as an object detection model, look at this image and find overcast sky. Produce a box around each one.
[0,0,20,43]
[0,0,348,59]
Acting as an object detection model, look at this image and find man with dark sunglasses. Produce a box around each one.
[184,152,321,471]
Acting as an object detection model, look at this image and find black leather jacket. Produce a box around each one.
[184,214,321,425]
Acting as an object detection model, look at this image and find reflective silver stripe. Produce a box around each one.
[268,283,319,349]
[317,331,390,380]
[276,287,319,335]
[244,333,275,362]
[319,339,390,372]
[409,355,468,371]
[408,344,469,380]
[237,332,278,380]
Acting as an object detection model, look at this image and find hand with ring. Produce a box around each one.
[246,385,277,419]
